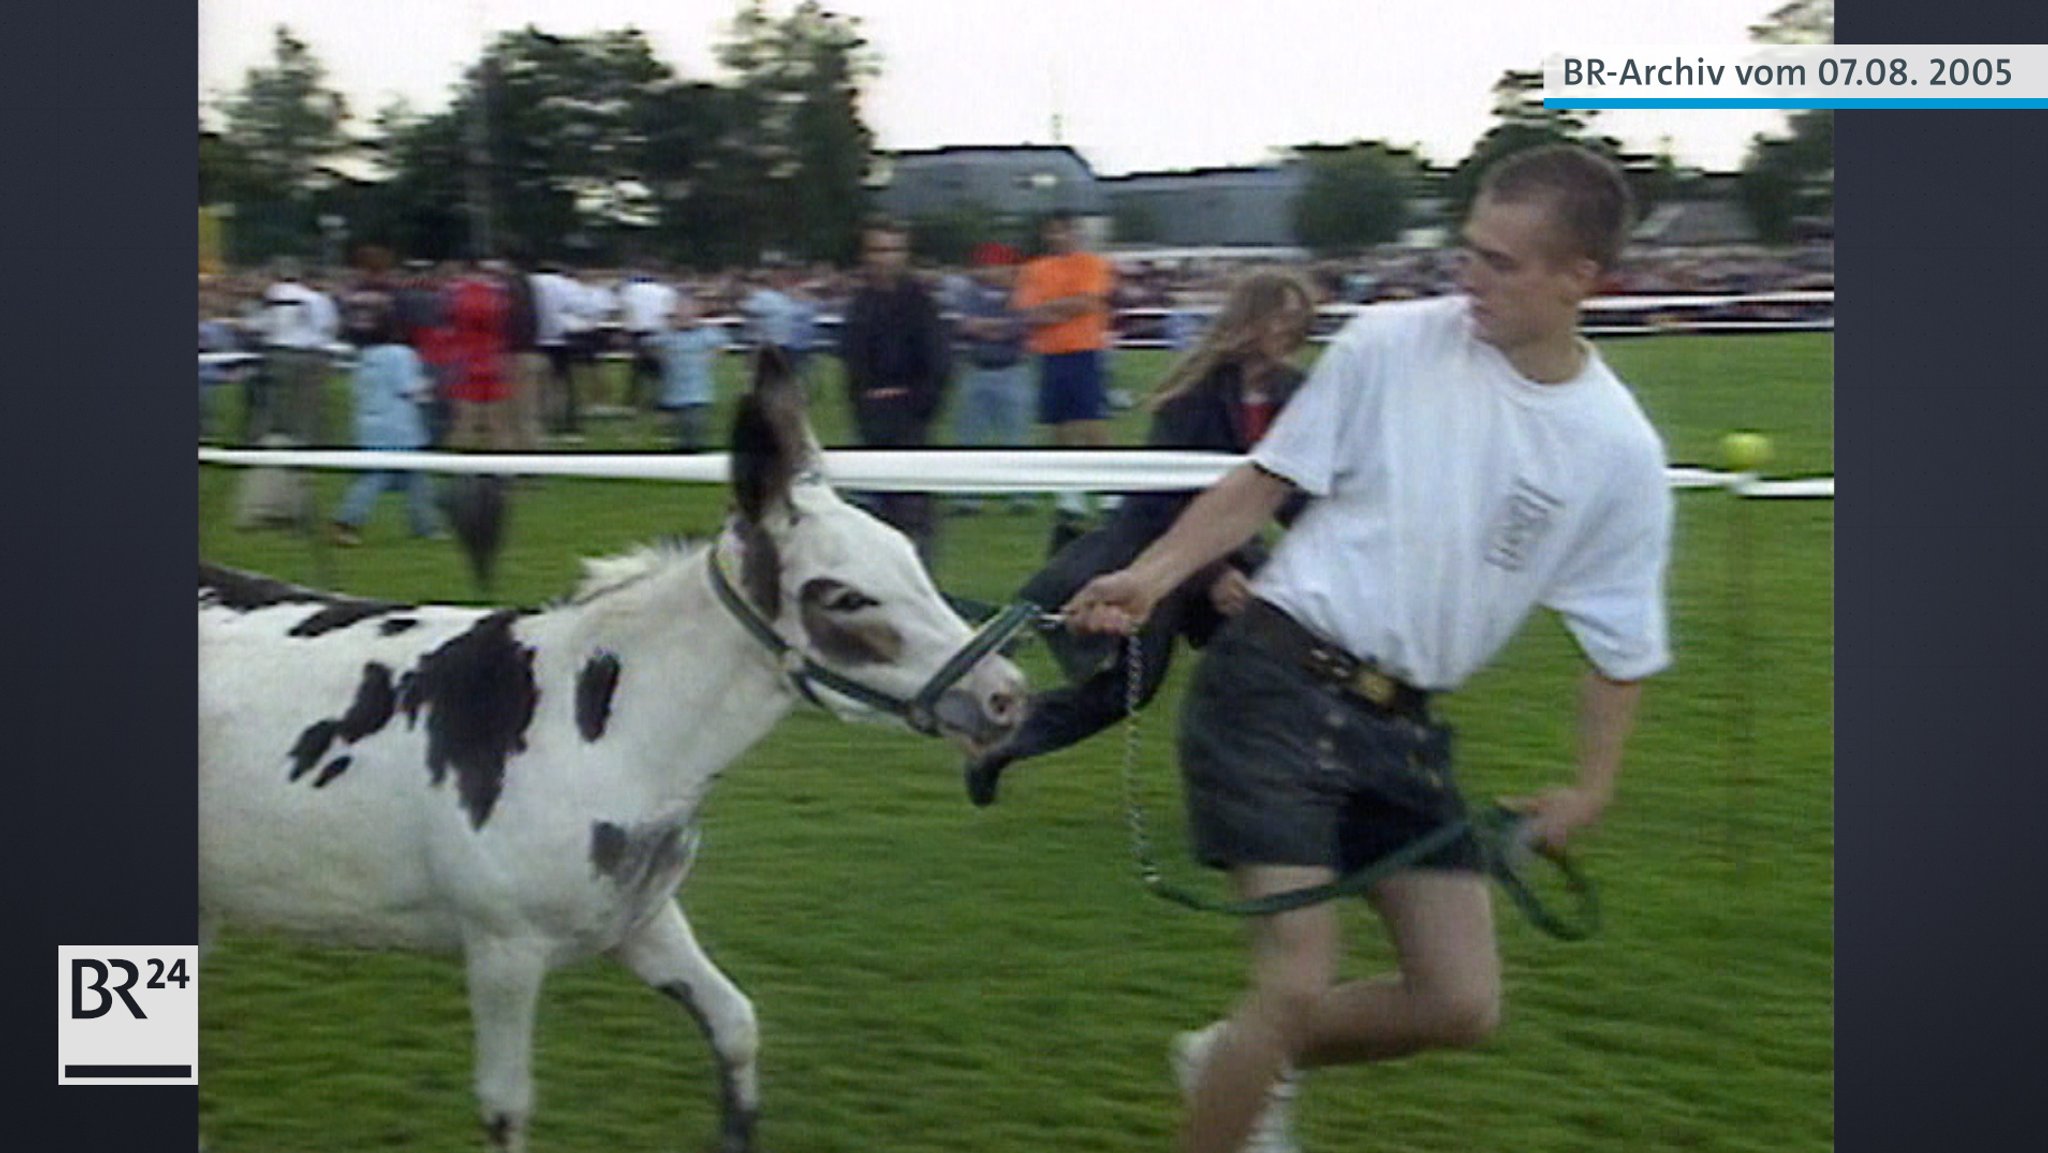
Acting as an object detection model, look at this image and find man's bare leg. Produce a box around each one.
[1297,870,1502,1067]
[1180,865,1337,1153]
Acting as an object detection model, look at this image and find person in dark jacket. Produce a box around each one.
[838,218,953,565]
[966,268,1320,806]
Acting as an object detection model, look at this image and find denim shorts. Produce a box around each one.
[1036,350,1108,424]
[1177,619,1482,875]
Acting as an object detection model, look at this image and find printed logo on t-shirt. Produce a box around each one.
[1486,480,1562,572]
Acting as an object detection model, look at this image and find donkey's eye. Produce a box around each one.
[823,588,878,613]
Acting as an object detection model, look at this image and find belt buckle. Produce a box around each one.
[1306,645,1352,684]
[1352,667,1398,708]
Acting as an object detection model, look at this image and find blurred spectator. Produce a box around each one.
[401,261,458,447]
[1163,292,1209,351]
[443,259,517,452]
[331,300,440,546]
[620,263,679,411]
[576,273,621,410]
[649,292,729,453]
[198,288,243,440]
[531,264,590,441]
[1015,209,1118,551]
[964,267,1319,806]
[497,255,545,451]
[256,256,341,446]
[838,218,953,566]
[785,274,826,389]
[742,267,803,358]
[949,241,1033,514]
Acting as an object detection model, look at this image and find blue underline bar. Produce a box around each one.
[1546,98,2048,109]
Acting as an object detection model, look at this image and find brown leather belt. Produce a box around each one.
[1236,600,1432,721]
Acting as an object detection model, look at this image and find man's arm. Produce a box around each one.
[1576,669,1642,806]
[1065,462,1294,634]
[1511,669,1644,853]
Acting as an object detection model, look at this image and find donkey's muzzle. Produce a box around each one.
[931,662,1027,751]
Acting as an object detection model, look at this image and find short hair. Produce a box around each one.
[1477,145,1634,271]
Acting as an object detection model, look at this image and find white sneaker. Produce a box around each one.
[1170,1022,1302,1153]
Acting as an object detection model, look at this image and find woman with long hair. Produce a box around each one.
[966,267,1320,806]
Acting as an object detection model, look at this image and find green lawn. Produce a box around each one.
[197,333,1833,1152]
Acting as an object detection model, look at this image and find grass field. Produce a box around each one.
[197,333,1833,1152]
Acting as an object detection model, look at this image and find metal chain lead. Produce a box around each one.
[1118,631,1162,888]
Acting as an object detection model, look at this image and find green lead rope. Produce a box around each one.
[1103,624,1601,939]
[1129,801,1600,941]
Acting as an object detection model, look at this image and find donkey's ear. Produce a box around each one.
[752,345,821,458]
[730,347,813,524]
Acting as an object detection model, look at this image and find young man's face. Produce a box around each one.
[1042,219,1077,254]
[863,229,910,280]
[1456,193,1599,352]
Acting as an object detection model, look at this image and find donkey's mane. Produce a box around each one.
[564,537,710,606]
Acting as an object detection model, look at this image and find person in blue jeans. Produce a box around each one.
[950,242,1034,514]
[332,303,440,545]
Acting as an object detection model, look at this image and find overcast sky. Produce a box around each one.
[198,0,1797,174]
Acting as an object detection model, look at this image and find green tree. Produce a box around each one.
[198,120,250,206]
[1738,110,1832,244]
[1291,142,1420,256]
[211,25,356,260]
[1749,0,1833,45]
[715,0,879,264]
[362,100,470,260]
[464,26,679,260]
[217,25,355,196]
[1441,68,1679,238]
[1736,0,1832,245]
[286,7,884,268]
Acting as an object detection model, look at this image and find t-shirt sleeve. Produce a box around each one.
[1248,329,1366,498]
[1544,441,1674,681]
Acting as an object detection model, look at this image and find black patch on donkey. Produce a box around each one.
[287,663,399,783]
[576,653,623,741]
[201,563,412,636]
[399,612,539,829]
[587,819,699,899]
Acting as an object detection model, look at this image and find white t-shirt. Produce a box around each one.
[620,278,678,335]
[530,272,583,345]
[261,281,339,349]
[581,282,619,329]
[1250,295,1672,690]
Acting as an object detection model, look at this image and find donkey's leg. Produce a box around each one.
[613,902,761,1153]
[464,936,550,1153]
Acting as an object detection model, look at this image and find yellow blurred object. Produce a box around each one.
[1721,431,1773,472]
[199,205,225,276]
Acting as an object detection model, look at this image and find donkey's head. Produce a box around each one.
[725,349,1026,755]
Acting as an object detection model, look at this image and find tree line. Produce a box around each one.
[202,2,875,269]
[200,2,1832,270]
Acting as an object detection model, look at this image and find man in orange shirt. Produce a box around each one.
[1014,210,1117,544]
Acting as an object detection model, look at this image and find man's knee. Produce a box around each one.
[1240,969,1329,1055]
[1419,979,1502,1049]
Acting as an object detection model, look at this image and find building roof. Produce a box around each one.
[1633,200,1760,246]
[873,145,1109,219]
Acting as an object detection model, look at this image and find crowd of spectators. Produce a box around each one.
[198,237,1835,448]
[197,234,1831,545]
